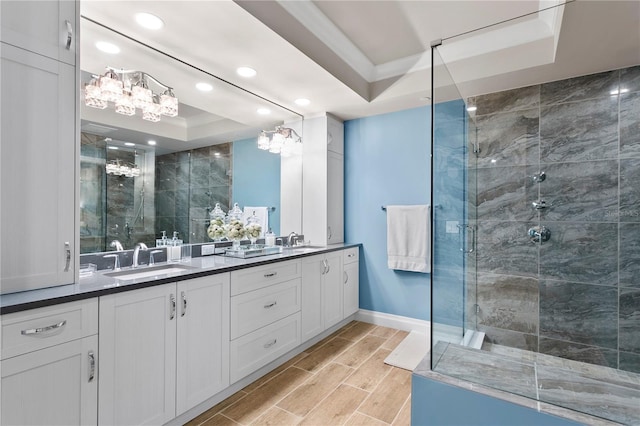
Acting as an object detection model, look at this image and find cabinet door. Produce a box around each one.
[343,261,359,318]
[327,151,344,244]
[323,251,344,329]
[301,255,324,341]
[176,274,230,415]
[1,335,98,425]
[0,0,76,65]
[1,43,76,293]
[99,285,177,425]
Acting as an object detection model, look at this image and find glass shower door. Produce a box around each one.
[430,45,479,367]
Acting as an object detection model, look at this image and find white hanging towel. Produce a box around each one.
[243,207,269,237]
[386,205,431,273]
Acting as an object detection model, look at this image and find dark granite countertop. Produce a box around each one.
[1,243,360,315]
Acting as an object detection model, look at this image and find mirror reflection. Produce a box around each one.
[79,15,303,253]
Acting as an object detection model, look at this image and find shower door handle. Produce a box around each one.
[457,224,476,254]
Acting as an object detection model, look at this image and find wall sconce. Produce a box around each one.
[257,126,302,156]
[84,67,178,122]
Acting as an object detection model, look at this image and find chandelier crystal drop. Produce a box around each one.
[84,67,178,122]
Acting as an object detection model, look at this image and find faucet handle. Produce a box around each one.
[104,254,120,270]
[149,250,163,266]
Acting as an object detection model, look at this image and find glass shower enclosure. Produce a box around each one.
[430,2,640,424]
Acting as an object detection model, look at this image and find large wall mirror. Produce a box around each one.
[79,8,303,254]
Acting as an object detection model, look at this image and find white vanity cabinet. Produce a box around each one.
[303,114,344,246]
[1,299,99,425]
[98,274,230,425]
[0,0,78,294]
[301,251,344,342]
[343,247,360,317]
[229,260,302,383]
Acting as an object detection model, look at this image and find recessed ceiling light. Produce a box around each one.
[237,67,257,78]
[294,98,310,106]
[95,41,120,54]
[124,142,135,146]
[466,106,477,112]
[196,82,213,92]
[257,108,271,115]
[108,146,119,150]
[135,12,164,30]
[147,140,157,146]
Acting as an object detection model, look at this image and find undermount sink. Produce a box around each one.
[104,264,198,281]
[282,245,323,253]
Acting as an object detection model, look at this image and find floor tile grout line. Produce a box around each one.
[389,393,412,425]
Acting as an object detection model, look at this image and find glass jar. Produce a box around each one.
[245,211,262,246]
[207,203,227,241]
[225,203,245,248]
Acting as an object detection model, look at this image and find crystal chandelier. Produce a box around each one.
[84,67,178,122]
[257,126,302,156]
[105,159,141,178]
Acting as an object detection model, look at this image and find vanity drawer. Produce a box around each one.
[230,312,300,384]
[231,278,301,339]
[231,260,301,296]
[1,298,99,360]
[343,247,359,264]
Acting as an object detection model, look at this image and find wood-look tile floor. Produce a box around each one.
[186,321,412,426]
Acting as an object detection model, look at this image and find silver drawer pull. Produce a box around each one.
[65,20,73,50]
[64,242,71,272]
[263,339,277,348]
[263,301,277,309]
[21,320,67,335]
[347,253,355,258]
[169,294,176,320]
[88,351,95,382]
[264,272,277,278]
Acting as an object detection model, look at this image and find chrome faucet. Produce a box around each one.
[132,242,148,268]
[110,239,124,251]
[287,232,298,247]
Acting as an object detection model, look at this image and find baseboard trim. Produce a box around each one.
[355,309,430,334]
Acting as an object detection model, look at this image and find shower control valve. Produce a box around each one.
[528,226,551,243]
[532,200,548,210]
[532,171,546,183]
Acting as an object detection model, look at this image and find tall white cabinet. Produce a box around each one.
[98,275,230,425]
[302,114,344,246]
[0,0,78,294]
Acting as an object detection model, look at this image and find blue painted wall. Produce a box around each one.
[232,137,281,235]
[344,106,431,321]
[412,374,582,426]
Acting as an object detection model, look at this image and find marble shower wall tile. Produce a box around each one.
[476,166,537,222]
[539,280,618,350]
[475,221,538,277]
[475,108,539,168]
[540,70,619,105]
[476,272,538,334]
[619,288,640,354]
[539,160,618,222]
[620,92,640,158]
[620,223,640,288]
[539,222,618,285]
[620,65,640,92]
[619,351,640,374]
[538,338,619,369]
[620,158,640,222]
[471,85,540,116]
[540,96,618,163]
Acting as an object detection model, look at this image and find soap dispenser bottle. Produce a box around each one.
[265,228,276,246]
[169,231,183,262]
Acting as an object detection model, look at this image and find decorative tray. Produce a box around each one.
[223,244,283,259]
